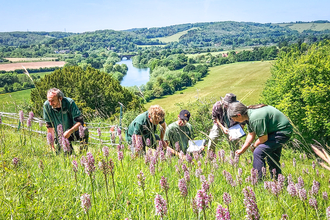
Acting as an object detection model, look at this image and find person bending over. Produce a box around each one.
[43,88,88,153]
[126,105,166,150]
[228,102,292,179]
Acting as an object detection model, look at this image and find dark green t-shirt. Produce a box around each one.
[247,106,293,137]
[125,111,165,146]
[43,97,81,136]
[164,122,193,153]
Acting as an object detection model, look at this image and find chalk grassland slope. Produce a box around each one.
[5,58,58,62]
[146,61,272,112]
[0,61,65,71]
[277,23,330,33]
[0,89,32,112]
[155,28,198,43]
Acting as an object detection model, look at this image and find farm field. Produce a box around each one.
[5,57,58,62]
[0,118,329,219]
[277,22,330,33]
[154,28,198,43]
[146,61,272,112]
[0,61,65,71]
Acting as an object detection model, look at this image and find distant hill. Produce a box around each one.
[128,21,330,47]
[0,31,76,47]
[1,21,330,57]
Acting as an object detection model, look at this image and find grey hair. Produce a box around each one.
[47,88,64,99]
[227,102,248,118]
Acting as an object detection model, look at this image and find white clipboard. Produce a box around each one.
[228,124,246,140]
[187,140,205,153]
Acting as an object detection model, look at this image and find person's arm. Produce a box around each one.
[64,101,83,139]
[216,118,229,134]
[235,132,256,156]
[165,142,186,160]
[251,134,268,151]
[160,122,166,141]
[63,122,82,139]
[47,127,56,150]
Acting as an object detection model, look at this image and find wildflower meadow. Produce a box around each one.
[0,112,330,220]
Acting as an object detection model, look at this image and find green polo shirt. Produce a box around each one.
[43,97,81,135]
[247,106,293,137]
[125,111,165,146]
[164,121,193,153]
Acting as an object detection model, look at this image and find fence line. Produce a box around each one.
[0,111,125,146]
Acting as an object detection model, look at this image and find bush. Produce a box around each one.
[260,40,330,144]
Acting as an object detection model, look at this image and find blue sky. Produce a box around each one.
[0,0,329,33]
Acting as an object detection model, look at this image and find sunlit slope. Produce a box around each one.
[155,28,198,43]
[277,23,330,33]
[146,61,272,112]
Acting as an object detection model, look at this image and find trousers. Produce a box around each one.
[253,131,290,179]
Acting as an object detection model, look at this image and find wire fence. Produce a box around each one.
[0,111,125,146]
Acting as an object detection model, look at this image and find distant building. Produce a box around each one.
[222,53,228,57]
[54,50,70,54]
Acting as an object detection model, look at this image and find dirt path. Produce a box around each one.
[0,61,65,71]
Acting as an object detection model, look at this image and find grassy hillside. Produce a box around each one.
[0,89,32,112]
[146,61,272,112]
[155,28,198,43]
[277,22,330,33]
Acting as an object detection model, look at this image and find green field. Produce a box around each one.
[154,28,198,43]
[186,47,253,58]
[277,22,330,33]
[0,89,32,112]
[0,71,52,112]
[30,71,53,78]
[146,61,272,112]
[137,44,166,48]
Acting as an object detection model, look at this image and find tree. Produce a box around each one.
[260,40,330,143]
[183,64,195,72]
[30,66,141,119]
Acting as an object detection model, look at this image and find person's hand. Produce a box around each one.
[51,145,56,152]
[250,144,256,152]
[63,130,72,139]
[223,127,229,134]
[161,140,167,150]
[179,154,186,160]
[235,149,243,156]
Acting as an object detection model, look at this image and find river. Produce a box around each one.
[117,59,150,87]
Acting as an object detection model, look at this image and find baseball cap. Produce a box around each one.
[179,110,190,122]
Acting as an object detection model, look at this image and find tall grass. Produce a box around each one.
[0,124,329,219]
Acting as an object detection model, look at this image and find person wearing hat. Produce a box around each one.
[208,93,243,152]
[164,110,193,156]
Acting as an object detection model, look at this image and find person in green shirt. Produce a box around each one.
[126,105,166,150]
[43,88,88,152]
[228,102,293,179]
[165,110,193,157]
